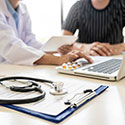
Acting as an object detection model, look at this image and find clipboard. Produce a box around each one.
[1,85,108,123]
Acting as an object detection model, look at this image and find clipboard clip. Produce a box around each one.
[64,89,96,108]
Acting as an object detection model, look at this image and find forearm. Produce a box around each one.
[112,43,125,52]
[105,43,125,55]
[62,30,73,35]
[34,54,61,65]
[120,43,125,51]
[34,50,93,65]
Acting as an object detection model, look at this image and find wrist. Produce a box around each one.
[47,55,61,65]
[34,54,61,65]
[55,56,63,65]
[122,43,125,51]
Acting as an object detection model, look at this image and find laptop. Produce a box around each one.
[56,55,125,81]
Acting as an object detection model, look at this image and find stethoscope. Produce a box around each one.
[0,76,68,104]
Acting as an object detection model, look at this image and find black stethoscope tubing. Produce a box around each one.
[0,92,46,104]
[0,76,53,84]
[0,76,54,104]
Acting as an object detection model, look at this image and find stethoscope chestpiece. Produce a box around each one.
[50,82,68,95]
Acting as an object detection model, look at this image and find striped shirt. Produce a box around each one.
[63,0,125,44]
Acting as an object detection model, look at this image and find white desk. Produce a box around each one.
[0,63,125,125]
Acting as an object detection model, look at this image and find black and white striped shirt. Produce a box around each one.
[63,0,125,44]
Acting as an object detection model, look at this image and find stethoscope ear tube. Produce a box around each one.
[0,76,53,84]
[0,76,50,104]
[0,90,46,104]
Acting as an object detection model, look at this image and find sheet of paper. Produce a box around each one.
[13,81,99,116]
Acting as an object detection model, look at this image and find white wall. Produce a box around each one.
[22,0,78,39]
[23,1,125,42]
[23,0,62,39]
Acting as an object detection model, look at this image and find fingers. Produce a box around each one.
[89,50,100,56]
[67,50,79,61]
[58,44,73,55]
[90,44,112,56]
[61,50,93,65]
[58,48,69,55]
[76,51,93,63]
[69,50,93,63]
[98,45,111,56]
[61,52,78,65]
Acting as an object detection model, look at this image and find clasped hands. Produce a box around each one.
[58,42,125,56]
[35,42,124,65]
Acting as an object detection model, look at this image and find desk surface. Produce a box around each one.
[0,62,125,125]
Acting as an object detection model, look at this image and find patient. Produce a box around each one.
[0,0,92,65]
[58,0,125,56]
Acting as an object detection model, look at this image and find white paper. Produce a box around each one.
[14,81,99,116]
[0,72,100,116]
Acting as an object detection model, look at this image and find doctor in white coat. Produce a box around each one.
[0,0,92,65]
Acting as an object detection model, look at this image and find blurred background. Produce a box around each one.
[22,0,77,39]
[23,0,125,42]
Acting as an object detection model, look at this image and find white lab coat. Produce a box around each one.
[0,0,44,65]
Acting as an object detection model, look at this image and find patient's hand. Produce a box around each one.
[88,42,112,56]
[58,44,73,55]
[88,42,125,56]
[74,42,112,56]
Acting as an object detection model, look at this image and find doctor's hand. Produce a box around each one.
[58,44,73,55]
[58,50,93,65]
[34,50,93,65]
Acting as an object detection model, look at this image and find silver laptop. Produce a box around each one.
[56,55,125,81]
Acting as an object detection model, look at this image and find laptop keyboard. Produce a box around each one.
[84,59,122,74]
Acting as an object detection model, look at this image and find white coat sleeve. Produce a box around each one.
[0,13,44,65]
